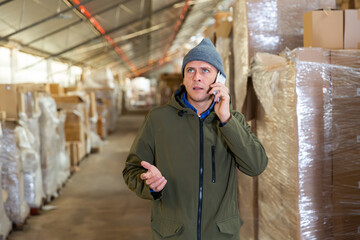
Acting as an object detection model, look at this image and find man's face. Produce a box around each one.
[183,61,217,106]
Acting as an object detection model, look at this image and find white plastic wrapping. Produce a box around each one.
[56,111,70,187]
[93,89,118,133]
[83,67,115,89]
[1,124,30,225]
[38,96,60,200]
[250,48,360,239]
[90,131,103,149]
[0,123,12,238]
[18,112,44,209]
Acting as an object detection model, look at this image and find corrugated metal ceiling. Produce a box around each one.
[0,0,229,78]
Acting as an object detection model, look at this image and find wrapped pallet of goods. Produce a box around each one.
[0,119,12,239]
[327,50,360,238]
[87,92,103,152]
[86,88,118,135]
[56,111,70,186]
[52,94,91,160]
[38,95,61,201]
[1,122,30,229]
[83,67,118,135]
[232,0,336,110]
[248,48,360,239]
[0,84,46,212]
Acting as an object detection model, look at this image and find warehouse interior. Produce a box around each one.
[0,0,359,239]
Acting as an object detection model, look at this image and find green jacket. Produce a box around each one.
[123,85,268,240]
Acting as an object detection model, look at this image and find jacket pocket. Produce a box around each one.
[211,145,216,183]
[216,215,243,236]
[151,218,183,238]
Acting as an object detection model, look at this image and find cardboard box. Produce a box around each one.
[0,111,6,121]
[47,83,64,95]
[52,95,85,104]
[64,112,84,143]
[329,49,360,238]
[97,115,107,140]
[0,83,48,121]
[0,84,19,120]
[330,50,360,97]
[214,11,233,38]
[303,10,344,49]
[68,142,79,170]
[254,48,334,240]
[238,172,257,240]
[64,85,83,94]
[356,0,360,8]
[89,92,97,118]
[344,10,360,49]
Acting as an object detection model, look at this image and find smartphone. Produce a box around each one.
[213,72,226,96]
[215,71,226,85]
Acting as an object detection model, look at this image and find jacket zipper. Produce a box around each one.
[197,119,204,240]
[211,146,216,183]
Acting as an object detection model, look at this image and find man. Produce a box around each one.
[123,38,268,240]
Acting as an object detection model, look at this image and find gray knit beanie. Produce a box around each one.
[181,38,225,78]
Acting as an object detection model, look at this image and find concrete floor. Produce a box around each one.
[8,114,151,240]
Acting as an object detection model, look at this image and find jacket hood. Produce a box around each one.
[167,84,188,111]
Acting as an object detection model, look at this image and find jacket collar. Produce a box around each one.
[168,85,217,121]
[181,92,215,119]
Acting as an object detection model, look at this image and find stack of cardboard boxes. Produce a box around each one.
[245,47,359,240]
[232,1,360,239]
[0,83,48,231]
[51,94,89,170]
[304,9,360,49]
[85,87,118,140]
[0,82,119,238]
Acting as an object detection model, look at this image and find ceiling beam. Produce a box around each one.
[0,0,95,41]
[69,19,177,68]
[47,0,184,59]
[24,0,134,46]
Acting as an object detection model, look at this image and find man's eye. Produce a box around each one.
[203,69,209,73]
[187,68,194,73]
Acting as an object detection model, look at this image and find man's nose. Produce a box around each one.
[193,71,201,81]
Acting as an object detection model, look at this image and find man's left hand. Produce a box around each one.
[209,82,231,123]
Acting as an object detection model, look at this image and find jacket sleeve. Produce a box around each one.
[219,111,268,176]
[122,114,161,200]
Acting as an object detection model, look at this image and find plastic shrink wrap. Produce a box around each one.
[0,122,12,239]
[92,89,118,134]
[38,96,60,201]
[54,93,91,156]
[56,112,70,187]
[326,50,360,239]
[232,0,336,110]
[246,0,336,60]
[250,48,360,239]
[18,112,44,209]
[1,123,30,225]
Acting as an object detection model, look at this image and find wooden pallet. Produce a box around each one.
[12,211,30,230]
[90,146,102,153]
[30,198,46,216]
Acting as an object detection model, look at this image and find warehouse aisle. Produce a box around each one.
[8,114,151,240]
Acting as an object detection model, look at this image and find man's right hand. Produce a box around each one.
[140,161,167,192]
